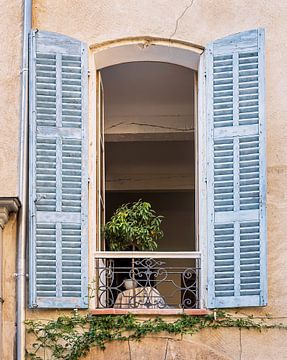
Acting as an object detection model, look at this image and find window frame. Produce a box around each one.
[93,58,204,310]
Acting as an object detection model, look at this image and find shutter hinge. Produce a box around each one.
[35,194,47,203]
[20,67,29,75]
[14,273,29,279]
[88,70,91,77]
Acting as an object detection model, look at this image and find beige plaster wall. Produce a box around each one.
[0,0,22,197]
[85,328,287,360]
[31,0,287,313]
[2,215,18,359]
[14,0,287,358]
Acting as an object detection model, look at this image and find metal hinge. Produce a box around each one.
[20,67,29,75]
[34,194,47,203]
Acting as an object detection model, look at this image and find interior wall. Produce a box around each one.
[102,61,195,193]
[103,61,195,251]
[101,62,194,137]
[106,140,194,191]
[106,191,195,251]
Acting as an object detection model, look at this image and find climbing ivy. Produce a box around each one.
[25,310,287,360]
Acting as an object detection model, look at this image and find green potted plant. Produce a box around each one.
[104,200,164,302]
[104,199,164,252]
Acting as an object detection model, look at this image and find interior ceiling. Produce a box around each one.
[101,61,194,120]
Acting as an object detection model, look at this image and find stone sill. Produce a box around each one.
[90,309,210,316]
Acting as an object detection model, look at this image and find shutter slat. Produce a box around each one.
[29,31,88,309]
[206,29,267,308]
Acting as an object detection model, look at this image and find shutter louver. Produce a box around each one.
[206,29,267,308]
[29,31,88,308]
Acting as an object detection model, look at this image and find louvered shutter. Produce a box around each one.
[29,31,88,308]
[205,29,267,308]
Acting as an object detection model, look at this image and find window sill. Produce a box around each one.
[90,309,210,316]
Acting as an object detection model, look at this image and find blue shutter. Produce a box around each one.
[29,31,88,308]
[206,29,267,308]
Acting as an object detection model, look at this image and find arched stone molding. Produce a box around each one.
[91,36,204,71]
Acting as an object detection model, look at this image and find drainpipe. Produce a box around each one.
[17,0,32,359]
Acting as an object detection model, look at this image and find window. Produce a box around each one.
[96,62,199,309]
[28,29,267,310]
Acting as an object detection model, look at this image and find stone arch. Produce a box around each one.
[90,36,204,70]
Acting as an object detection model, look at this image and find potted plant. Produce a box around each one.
[104,200,164,304]
[104,199,164,252]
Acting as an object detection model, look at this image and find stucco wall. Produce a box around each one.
[1,0,287,358]
[30,0,287,314]
[0,0,22,196]
[85,328,287,360]
[2,214,18,360]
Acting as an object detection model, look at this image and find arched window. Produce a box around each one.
[28,29,267,310]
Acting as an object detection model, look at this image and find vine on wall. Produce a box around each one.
[25,310,286,360]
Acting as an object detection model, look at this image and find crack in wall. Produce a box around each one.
[239,328,242,360]
[164,339,169,360]
[169,0,196,40]
[128,339,132,360]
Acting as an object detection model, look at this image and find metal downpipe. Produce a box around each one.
[17,0,32,358]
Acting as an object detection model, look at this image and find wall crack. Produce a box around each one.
[239,328,242,360]
[128,339,132,360]
[169,0,196,40]
[164,339,169,360]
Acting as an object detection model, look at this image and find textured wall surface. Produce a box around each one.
[0,0,22,196]
[2,215,17,360]
[31,0,287,313]
[84,328,287,360]
[1,0,287,358]
[85,336,232,360]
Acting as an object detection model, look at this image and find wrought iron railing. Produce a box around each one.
[94,252,201,309]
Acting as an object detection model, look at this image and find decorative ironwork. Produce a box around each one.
[95,257,200,309]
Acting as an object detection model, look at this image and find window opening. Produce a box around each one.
[96,61,199,309]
